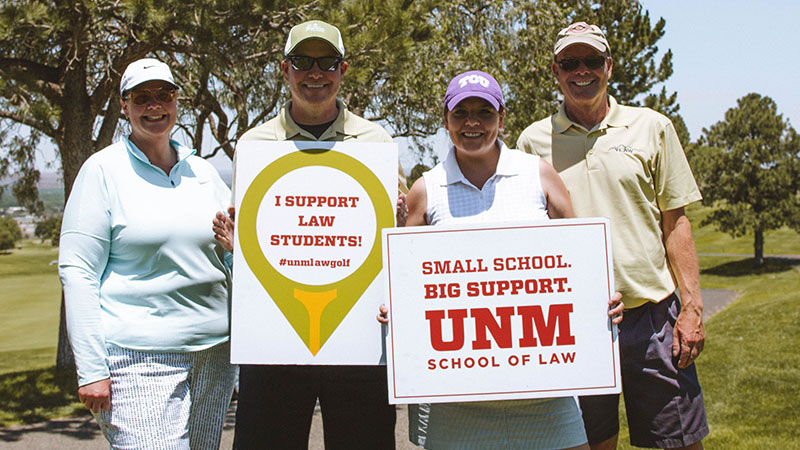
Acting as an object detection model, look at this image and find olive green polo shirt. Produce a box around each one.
[239,100,407,192]
[517,96,702,309]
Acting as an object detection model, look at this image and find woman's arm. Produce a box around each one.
[539,159,574,219]
[58,159,113,410]
[405,177,429,227]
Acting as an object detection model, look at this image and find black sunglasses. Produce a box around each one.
[556,55,607,72]
[286,55,343,72]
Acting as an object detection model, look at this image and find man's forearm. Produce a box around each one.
[662,208,703,314]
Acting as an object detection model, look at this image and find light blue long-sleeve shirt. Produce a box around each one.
[58,137,232,386]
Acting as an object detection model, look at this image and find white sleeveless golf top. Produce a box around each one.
[424,142,548,225]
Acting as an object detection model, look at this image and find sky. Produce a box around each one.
[29,0,800,173]
[637,0,800,141]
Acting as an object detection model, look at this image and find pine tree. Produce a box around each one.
[692,93,800,266]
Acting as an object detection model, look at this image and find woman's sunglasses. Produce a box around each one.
[556,55,607,72]
[125,88,178,105]
[286,55,343,72]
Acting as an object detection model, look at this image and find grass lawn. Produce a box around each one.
[687,203,800,255]
[0,241,61,356]
[0,241,85,425]
[615,255,800,449]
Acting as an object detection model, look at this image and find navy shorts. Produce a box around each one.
[579,293,709,448]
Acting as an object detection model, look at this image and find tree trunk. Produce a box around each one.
[55,292,74,370]
[754,228,764,266]
[55,33,95,370]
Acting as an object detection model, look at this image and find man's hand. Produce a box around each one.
[662,207,705,369]
[213,206,236,252]
[608,291,624,326]
[377,304,389,324]
[78,378,112,413]
[673,305,705,369]
[396,193,407,227]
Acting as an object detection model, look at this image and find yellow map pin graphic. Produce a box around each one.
[239,149,393,355]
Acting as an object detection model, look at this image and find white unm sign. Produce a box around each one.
[382,218,621,404]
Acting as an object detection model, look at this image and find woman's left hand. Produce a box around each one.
[608,291,624,325]
[78,378,112,413]
[213,207,236,252]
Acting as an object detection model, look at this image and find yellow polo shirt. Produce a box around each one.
[517,96,701,309]
[239,100,407,192]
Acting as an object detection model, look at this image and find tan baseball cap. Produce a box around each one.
[554,22,610,55]
[284,20,345,57]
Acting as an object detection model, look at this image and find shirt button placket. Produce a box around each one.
[586,133,598,170]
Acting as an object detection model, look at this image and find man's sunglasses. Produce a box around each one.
[286,55,343,72]
[125,88,178,105]
[556,55,607,72]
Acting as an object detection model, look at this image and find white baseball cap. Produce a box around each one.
[119,58,178,95]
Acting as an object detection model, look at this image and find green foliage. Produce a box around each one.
[691,93,800,264]
[0,0,204,198]
[409,0,683,147]
[50,216,61,246]
[644,86,690,147]
[0,216,22,250]
[0,228,14,250]
[0,126,45,213]
[0,0,682,185]
[34,215,60,243]
[407,162,430,189]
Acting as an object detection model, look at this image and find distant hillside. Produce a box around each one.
[0,172,62,213]
[2,169,232,214]
[37,172,64,189]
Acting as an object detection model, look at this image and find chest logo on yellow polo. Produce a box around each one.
[608,144,638,154]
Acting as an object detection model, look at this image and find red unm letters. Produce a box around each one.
[425,304,575,351]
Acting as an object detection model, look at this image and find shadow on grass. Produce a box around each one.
[702,257,799,277]
[0,366,89,430]
[0,416,101,443]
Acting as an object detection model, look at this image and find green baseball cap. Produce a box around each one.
[284,20,345,57]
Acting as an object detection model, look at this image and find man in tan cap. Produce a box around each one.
[517,22,709,450]
[232,19,399,450]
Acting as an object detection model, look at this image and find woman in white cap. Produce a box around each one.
[58,58,236,449]
[380,70,623,449]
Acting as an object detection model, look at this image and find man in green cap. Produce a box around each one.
[232,19,398,450]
